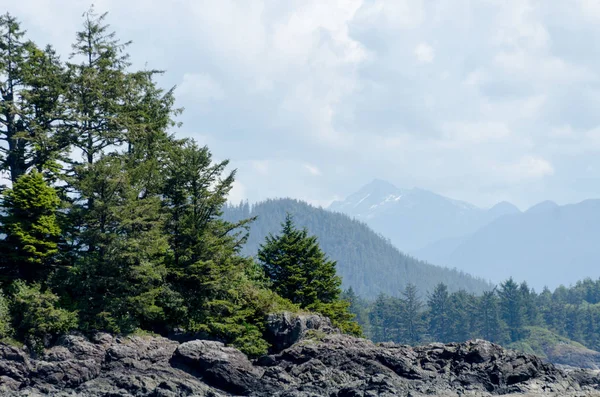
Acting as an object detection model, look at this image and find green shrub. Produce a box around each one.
[0,292,13,339]
[10,282,77,352]
[308,300,363,337]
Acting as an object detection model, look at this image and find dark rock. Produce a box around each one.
[265,312,338,353]
[0,313,597,396]
[171,340,266,395]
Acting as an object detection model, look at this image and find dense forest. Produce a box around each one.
[349,277,600,363]
[223,199,492,298]
[0,10,358,355]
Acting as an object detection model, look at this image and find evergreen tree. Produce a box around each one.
[448,289,477,342]
[0,14,68,183]
[0,171,61,283]
[258,214,341,307]
[498,278,525,341]
[258,214,360,334]
[162,141,264,341]
[342,287,371,336]
[477,290,507,343]
[67,155,169,333]
[428,282,451,342]
[0,13,31,183]
[65,7,131,167]
[565,305,585,342]
[519,281,539,326]
[399,283,424,345]
[369,294,394,342]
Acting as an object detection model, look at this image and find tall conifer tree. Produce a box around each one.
[0,170,61,283]
[258,214,360,335]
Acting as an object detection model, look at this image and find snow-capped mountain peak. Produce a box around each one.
[328,179,518,251]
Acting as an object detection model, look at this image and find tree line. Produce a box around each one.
[347,277,600,352]
[0,9,357,355]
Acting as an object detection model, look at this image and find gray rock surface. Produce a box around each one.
[0,313,598,396]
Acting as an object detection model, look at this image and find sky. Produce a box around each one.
[5,0,600,210]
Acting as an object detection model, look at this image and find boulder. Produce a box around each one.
[265,312,338,352]
[171,340,266,395]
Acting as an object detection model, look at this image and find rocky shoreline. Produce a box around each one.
[0,313,599,396]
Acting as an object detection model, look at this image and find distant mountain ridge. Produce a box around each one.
[223,198,492,299]
[416,199,600,291]
[328,179,520,252]
[331,179,600,291]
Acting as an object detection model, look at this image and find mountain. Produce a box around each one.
[526,200,559,214]
[223,198,492,299]
[416,199,600,291]
[328,179,520,252]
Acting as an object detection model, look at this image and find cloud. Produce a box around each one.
[441,121,511,145]
[501,155,555,181]
[250,160,270,176]
[303,163,322,176]
[8,0,600,209]
[178,73,226,103]
[414,42,435,63]
[228,180,247,203]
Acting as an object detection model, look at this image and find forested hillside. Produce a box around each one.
[223,199,492,299]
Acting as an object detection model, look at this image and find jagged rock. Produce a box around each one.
[171,340,266,395]
[0,314,598,396]
[265,312,338,352]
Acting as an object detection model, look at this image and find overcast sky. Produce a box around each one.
[5,0,600,209]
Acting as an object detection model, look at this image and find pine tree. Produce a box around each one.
[477,290,507,343]
[67,155,170,333]
[399,283,424,345]
[258,214,341,307]
[162,141,261,339]
[0,170,61,283]
[0,14,68,183]
[519,281,539,326]
[258,214,360,335]
[498,278,525,341]
[446,289,475,342]
[0,13,30,183]
[369,294,394,342]
[428,282,451,342]
[65,7,131,167]
[342,287,371,336]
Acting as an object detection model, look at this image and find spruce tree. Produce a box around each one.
[448,290,478,342]
[67,155,170,333]
[519,281,539,326]
[399,283,424,344]
[162,141,263,341]
[258,214,360,335]
[0,14,68,183]
[477,290,507,343]
[258,214,340,306]
[369,294,394,342]
[498,278,525,341]
[0,170,61,283]
[428,282,451,342]
[65,7,131,167]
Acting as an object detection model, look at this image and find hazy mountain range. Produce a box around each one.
[329,179,600,291]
